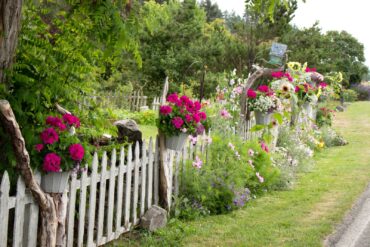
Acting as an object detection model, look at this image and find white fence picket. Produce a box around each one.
[67,173,78,247]
[147,138,154,209]
[87,153,99,246]
[97,152,108,245]
[140,141,147,216]
[107,149,117,241]
[124,145,133,228]
[132,143,140,224]
[77,166,88,247]
[0,172,10,247]
[153,137,159,205]
[115,148,125,237]
[13,176,26,247]
[25,173,40,247]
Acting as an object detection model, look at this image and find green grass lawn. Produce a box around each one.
[139,125,158,141]
[113,102,370,247]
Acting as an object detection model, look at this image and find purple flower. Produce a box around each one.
[192,156,203,169]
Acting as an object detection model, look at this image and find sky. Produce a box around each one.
[213,0,370,67]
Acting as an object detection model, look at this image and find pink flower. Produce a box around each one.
[247,89,257,99]
[271,71,284,78]
[46,116,66,131]
[199,112,207,120]
[295,86,300,93]
[185,101,195,113]
[185,114,192,123]
[172,117,184,129]
[284,73,293,82]
[260,142,269,153]
[228,142,235,150]
[248,149,254,156]
[248,159,255,169]
[43,153,61,172]
[69,143,85,161]
[40,128,59,145]
[256,172,264,183]
[192,156,203,169]
[167,93,179,104]
[305,67,317,72]
[180,95,190,105]
[194,101,201,111]
[193,113,201,123]
[34,144,44,152]
[203,136,212,144]
[189,135,198,145]
[196,124,205,134]
[160,105,172,116]
[233,86,243,95]
[319,82,328,88]
[220,109,232,119]
[63,114,80,128]
[258,85,269,93]
[181,128,187,133]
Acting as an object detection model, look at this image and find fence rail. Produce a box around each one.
[0,134,209,247]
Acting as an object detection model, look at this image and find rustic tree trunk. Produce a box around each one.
[0,0,23,84]
[0,100,62,246]
[158,77,170,210]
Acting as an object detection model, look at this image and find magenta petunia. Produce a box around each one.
[247,89,257,99]
[167,93,179,104]
[199,111,207,120]
[258,85,269,93]
[260,142,269,153]
[319,82,328,88]
[159,105,172,116]
[63,114,81,128]
[171,117,184,129]
[46,116,66,131]
[69,143,85,161]
[180,95,190,105]
[193,113,201,123]
[305,67,317,72]
[40,128,59,145]
[295,86,300,93]
[34,144,44,152]
[271,71,284,78]
[43,153,61,172]
[194,101,201,111]
[185,114,192,123]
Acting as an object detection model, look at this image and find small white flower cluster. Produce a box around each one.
[249,95,275,113]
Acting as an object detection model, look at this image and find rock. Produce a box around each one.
[336,105,345,112]
[141,205,168,232]
[114,119,143,157]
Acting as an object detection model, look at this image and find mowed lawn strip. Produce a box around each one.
[112,102,370,247]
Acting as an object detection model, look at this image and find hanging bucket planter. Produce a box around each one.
[302,102,314,119]
[165,133,188,151]
[254,111,272,125]
[41,171,70,193]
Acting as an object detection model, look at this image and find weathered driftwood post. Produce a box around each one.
[157,77,172,211]
[0,100,67,247]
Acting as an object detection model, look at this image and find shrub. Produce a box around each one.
[316,107,335,127]
[342,89,358,102]
[320,126,348,147]
[178,135,280,217]
[352,84,370,100]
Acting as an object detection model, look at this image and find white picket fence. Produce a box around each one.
[0,135,209,247]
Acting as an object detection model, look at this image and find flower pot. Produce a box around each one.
[254,111,272,125]
[302,102,314,119]
[166,133,188,151]
[41,171,70,193]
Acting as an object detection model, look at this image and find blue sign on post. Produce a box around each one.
[269,43,288,65]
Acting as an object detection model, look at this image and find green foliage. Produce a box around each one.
[178,135,280,217]
[342,89,358,102]
[320,126,348,147]
[316,107,334,127]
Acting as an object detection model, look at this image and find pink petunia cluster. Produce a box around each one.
[247,89,257,99]
[43,153,61,172]
[160,105,172,116]
[46,116,66,131]
[271,71,293,82]
[192,156,203,169]
[260,142,269,153]
[69,143,85,161]
[159,93,207,134]
[172,117,184,129]
[319,82,328,88]
[40,128,59,145]
[305,67,317,72]
[220,108,232,119]
[63,114,80,128]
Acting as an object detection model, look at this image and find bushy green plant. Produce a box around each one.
[316,107,335,127]
[320,126,348,147]
[342,89,358,102]
[178,135,280,217]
